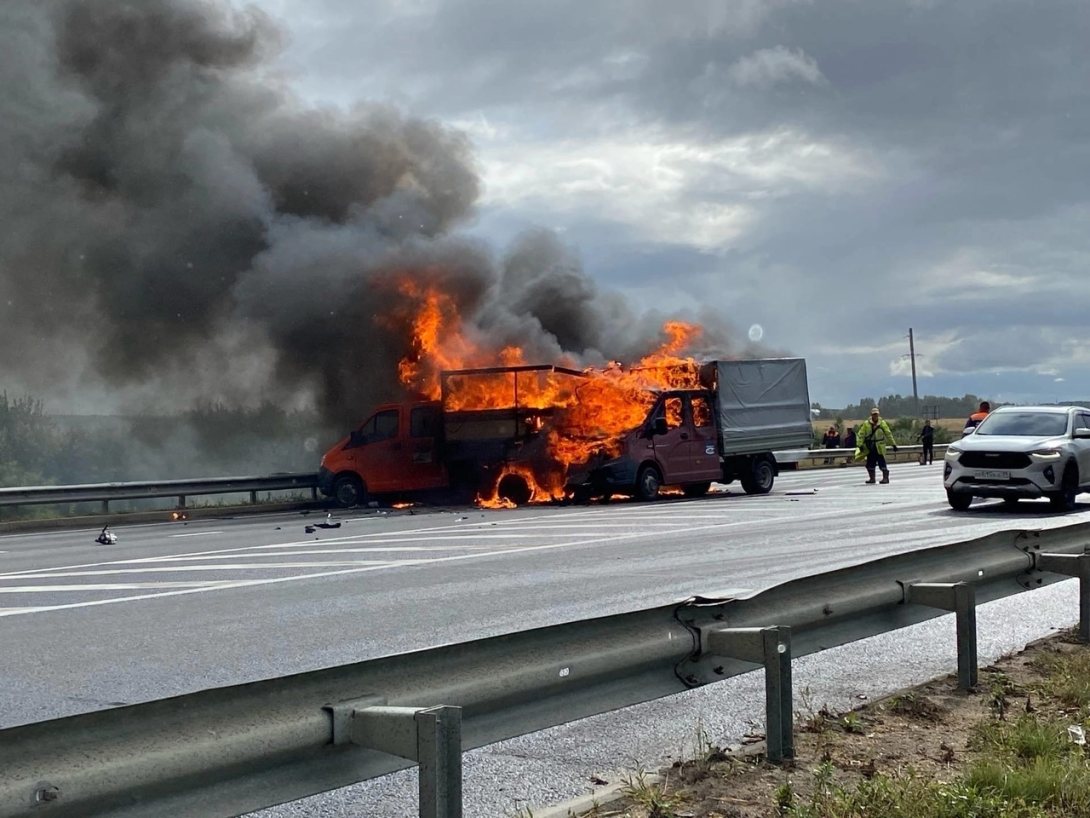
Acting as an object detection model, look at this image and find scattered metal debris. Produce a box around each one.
[95,525,117,545]
[315,512,342,529]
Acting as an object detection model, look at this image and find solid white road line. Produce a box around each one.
[0,515,777,618]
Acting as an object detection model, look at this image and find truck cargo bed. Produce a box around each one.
[700,358,813,455]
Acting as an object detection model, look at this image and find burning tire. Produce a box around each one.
[333,474,366,508]
[635,464,662,501]
[497,473,533,506]
[571,486,593,504]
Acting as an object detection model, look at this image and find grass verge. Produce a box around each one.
[565,629,1090,818]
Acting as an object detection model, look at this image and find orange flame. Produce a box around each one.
[394,277,482,399]
[387,275,709,505]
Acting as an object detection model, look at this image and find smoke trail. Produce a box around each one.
[0,0,753,434]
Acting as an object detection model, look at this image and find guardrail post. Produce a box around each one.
[178,495,186,508]
[326,701,463,818]
[904,581,977,689]
[1036,552,1090,643]
[250,490,258,504]
[704,626,793,762]
[101,500,109,514]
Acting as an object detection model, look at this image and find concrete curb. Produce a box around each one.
[528,774,661,818]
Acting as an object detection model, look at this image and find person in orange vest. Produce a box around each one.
[854,407,898,483]
[963,401,991,436]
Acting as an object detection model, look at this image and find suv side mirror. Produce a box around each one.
[1074,427,1090,439]
[652,417,669,436]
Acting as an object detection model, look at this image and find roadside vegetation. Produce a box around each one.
[561,631,1090,818]
[0,392,329,519]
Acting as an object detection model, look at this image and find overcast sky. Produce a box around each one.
[242,0,1090,407]
[4,1,1088,415]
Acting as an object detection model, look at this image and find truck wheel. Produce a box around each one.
[1049,464,1079,511]
[333,475,366,508]
[946,490,972,511]
[682,481,711,498]
[635,465,662,501]
[571,486,592,505]
[498,473,532,506]
[741,458,774,494]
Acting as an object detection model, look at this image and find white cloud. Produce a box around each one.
[478,127,871,251]
[726,46,826,88]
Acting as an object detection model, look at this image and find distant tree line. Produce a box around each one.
[812,394,991,421]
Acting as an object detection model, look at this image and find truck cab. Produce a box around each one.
[566,389,724,501]
[317,400,448,507]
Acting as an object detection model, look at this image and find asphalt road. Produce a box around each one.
[1,461,1088,815]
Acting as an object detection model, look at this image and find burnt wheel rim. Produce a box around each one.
[335,480,362,507]
[640,469,660,498]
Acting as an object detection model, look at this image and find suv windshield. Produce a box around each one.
[975,412,1068,437]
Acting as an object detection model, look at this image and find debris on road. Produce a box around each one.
[315,512,342,529]
[95,525,117,545]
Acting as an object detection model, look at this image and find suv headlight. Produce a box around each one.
[945,444,962,456]
[1030,449,1063,461]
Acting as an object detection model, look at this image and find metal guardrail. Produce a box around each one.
[777,443,949,469]
[0,473,318,511]
[0,445,943,513]
[2,522,1089,818]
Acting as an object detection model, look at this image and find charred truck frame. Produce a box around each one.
[317,365,586,507]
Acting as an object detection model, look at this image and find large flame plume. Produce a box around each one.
[390,279,708,505]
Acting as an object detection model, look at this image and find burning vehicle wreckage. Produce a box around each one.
[316,333,813,509]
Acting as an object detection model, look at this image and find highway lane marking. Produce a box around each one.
[0,514,786,617]
[0,470,969,584]
[168,531,226,538]
[0,581,238,592]
[0,514,762,576]
[0,492,945,580]
[1,562,402,578]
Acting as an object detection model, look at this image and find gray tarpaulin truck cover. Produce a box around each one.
[700,358,813,455]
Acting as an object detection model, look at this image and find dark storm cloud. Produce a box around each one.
[257,0,1090,405]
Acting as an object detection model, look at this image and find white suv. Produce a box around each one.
[943,405,1090,511]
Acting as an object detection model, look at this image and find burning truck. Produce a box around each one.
[316,356,812,507]
[317,364,587,507]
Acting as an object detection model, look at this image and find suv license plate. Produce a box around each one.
[974,469,1011,480]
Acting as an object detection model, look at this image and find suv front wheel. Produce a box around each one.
[947,490,972,511]
[1048,464,1079,511]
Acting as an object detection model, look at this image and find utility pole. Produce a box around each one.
[908,328,919,417]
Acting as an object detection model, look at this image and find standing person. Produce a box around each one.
[963,401,991,436]
[843,426,856,450]
[822,426,841,448]
[821,425,841,464]
[855,407,898,483]
[916,420,935,465]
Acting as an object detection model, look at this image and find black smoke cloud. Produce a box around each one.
[1,0,744,429]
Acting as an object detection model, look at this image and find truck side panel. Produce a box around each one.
[708,358,813,455]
